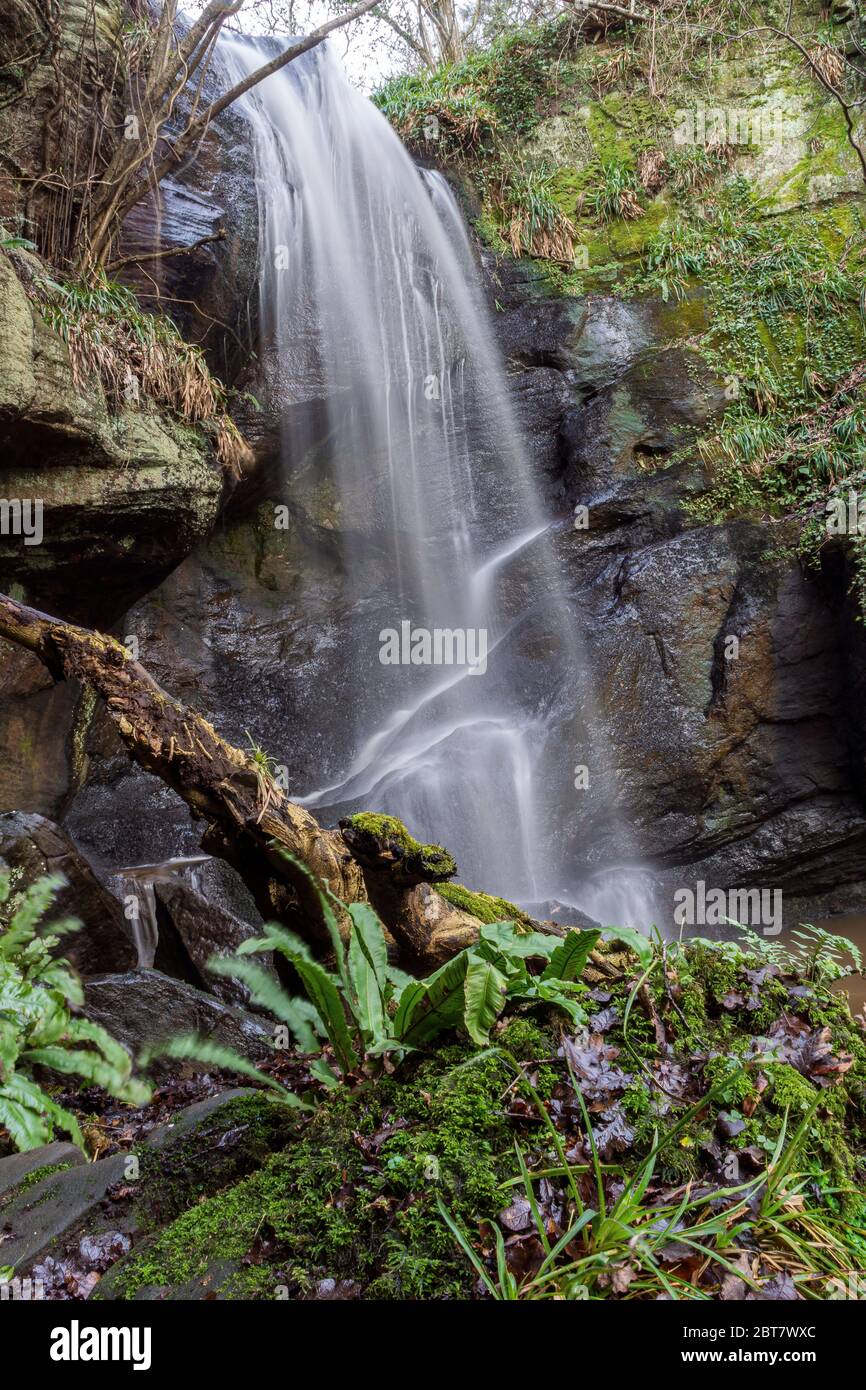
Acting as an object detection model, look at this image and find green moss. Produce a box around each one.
[615,180,866,534]
[342,812,456,882]
[98,933,866,1299]
[0,1160,74,1211]
[104,1018,554,1301]
[655,293,709,340]
[436,881,532,928]
[131,1093,299,1233]
[584,94,661,166]
[373,14,582,151]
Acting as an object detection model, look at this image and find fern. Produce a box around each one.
[0,869,151,1153]
[162,852,615,1077]
[791,925,862,984]
[139,1036,310,1109]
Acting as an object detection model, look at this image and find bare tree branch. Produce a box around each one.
[86,0,383,264]
[105,227,227,274]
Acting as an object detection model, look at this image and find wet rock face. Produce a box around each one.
[0,812,135,975]
[151,878,277,1009]
[0,252,225,624]
[572,523,866,904]
[0,248,226,819]
[119,53,261,389]
[63,500,359,868]
[495,267,866,919]
[52,251,866,924]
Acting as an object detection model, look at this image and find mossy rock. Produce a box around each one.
[0,1091,299,1277]
[98,1018,553,1301]
[340,813,457,884]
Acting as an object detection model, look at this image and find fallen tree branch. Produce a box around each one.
[105,227,227,274]
[0,591,482,972]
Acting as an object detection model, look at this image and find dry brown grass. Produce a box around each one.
[37,272,252,476]
[497,167,578,262]
[638,148,668,195]
[808,44,845,91]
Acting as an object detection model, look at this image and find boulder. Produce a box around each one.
[0,811,135,974]
[83,970,274,1075]
[151,878,277,1008]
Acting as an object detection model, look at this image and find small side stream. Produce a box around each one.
[107,856,212,967]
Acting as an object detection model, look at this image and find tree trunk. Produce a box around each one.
[0,592,483,972]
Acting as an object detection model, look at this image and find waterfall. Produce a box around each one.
[220,37,656,923]
[108,856,211,966]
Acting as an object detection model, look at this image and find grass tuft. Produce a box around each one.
[36,272,251,475]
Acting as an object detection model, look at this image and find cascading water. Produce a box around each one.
[221,36,656,924]
[109,856,211,966]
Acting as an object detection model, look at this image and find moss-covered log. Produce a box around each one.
[0,592,483,971]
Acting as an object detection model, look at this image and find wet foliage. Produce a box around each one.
[91,927,866,1302]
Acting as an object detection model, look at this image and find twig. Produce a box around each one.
[105,228,227,274]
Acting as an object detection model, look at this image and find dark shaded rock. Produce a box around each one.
[0,253,225,624]
[563,515,866,920]
[0,666,80,827]
[0,245,226,820]
[152,878,276,1008]
[0,1142,86,1200]
[64,505,357,868]
[83,970,273,1074]
[498,292,651,395]
[561,344,727,498]
[119,62,260,392]
[0,811,135,974]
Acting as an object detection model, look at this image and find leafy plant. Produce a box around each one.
[244,732,284,823]
[158,851,609,1085]
[666,142,735,194]
[0,235,36,251]
[440,1055,861,1300]
[374,73,498,156]
[624,180,866,550]
[495,164,577,261]
[373,14,582,153]
[588,158,643,223]
[733,923,862,986]
[0,870,151,1152]
[791,926,863,984]
[637,218,707,301]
